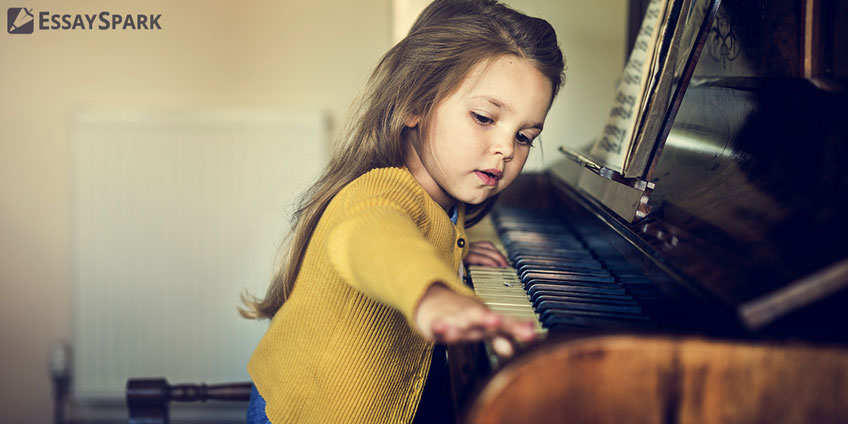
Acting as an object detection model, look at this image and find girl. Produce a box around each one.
[241,1,565,422]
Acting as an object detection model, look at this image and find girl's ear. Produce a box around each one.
[404,114,420,128]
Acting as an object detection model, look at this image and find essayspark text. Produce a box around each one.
[38,11,162,30]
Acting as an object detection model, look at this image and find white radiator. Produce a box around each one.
[70,108,328,399]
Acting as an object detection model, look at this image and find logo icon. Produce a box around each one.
[8,8,34,34]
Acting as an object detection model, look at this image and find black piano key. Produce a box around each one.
[513,256,599,264]
[522,273,615,284]
[536,299,644,316]
[515,251,582,261]
[518,269,618,284]
[530,293,639,307]
[512,255,600,264]
[545,315,656,331]
[524,279,623,291]
[539,308,651,324]
[526,283,629,297]
[520,272,613,284]
[505,241,585,248]
[507,249,590,257]
[506,236,582,242]
[529,291,628,304]
[487,207,677,332]
[501,229,574,236]
[513,255,599,263]
[515,260,601,270]
[509,246,591,253]
[515,261,605,274]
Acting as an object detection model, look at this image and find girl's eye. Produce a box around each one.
[471,112,493,125]
[516,132,534,146]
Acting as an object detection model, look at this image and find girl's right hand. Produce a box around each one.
[414,283,536,358]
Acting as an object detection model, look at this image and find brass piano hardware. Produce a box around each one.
[636,186,654,220]
[552,151,655,223]
[639,221,682,250]
[560,146,653,190]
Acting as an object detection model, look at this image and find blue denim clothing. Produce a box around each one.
[448,204,458,225]
[246,384,272,424]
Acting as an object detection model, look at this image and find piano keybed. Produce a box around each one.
[467,208,672,334]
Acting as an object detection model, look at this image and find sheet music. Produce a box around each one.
[589,0,669,171]
[624,0,693,176]
[582,0,714,178]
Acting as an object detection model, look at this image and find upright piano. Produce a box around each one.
[448,0,848,422]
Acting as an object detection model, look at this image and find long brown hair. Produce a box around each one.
[240,0,565,319]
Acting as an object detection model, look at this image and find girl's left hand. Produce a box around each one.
[463,241,509,268]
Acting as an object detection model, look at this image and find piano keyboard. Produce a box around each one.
[467,208,671,334]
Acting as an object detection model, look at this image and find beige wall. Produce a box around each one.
[511,0,626,169]
[0,1,623,421]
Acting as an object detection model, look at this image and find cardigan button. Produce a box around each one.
[457,238,466,248]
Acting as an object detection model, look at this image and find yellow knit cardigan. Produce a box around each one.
[248,167,477,423]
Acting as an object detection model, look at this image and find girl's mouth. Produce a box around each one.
[475,170,501,186]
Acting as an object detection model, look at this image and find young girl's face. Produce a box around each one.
[406,55,553,210]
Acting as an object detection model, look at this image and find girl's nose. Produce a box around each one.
[491,131,515,160]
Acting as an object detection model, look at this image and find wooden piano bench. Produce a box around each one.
[465,334,848,424]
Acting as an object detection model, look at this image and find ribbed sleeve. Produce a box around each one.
[327,198,475,331]
[247,167,478,424]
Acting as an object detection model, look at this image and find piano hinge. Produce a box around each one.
[554,147,655,223]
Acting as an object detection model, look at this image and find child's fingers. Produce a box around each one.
[482,317,537,358]
[431,318,464,343]
[430,306,501,342]
[430,319,447,340]
[432,309,535,360]
[469,310,502,339]
[461,327,486,341]
[490,335,515,358]
[443,310,487,342]
[464,251,504,267]
[471,241,502,254]
[488,319,535,358]
[467,241,509,266]
[464,249,508,267]
[468,240,493,249]
[473,241,505,254]
[418,285,533,348]
[502,318,537,342]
